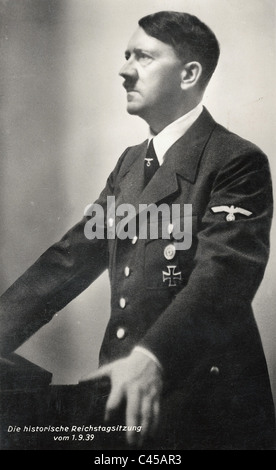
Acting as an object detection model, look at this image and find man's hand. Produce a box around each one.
[79,350,163,447]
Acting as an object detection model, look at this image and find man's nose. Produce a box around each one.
[119,60,138,79]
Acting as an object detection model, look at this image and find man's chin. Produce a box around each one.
[126,104,141,115]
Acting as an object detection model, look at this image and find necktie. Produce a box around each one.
[144,139,160,187]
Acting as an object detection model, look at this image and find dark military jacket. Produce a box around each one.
[0,108,275,449]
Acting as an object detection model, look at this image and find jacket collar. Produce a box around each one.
[118,107,217,210]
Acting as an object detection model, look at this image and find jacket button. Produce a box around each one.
[116,327,126,339]
[210,366,220,376]
[132,236,138,245]
[119,297,126,309]
[108,217,114,228]
[167,223,174,235]
[124,266,130,277]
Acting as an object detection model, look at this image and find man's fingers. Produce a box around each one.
[150,399,160,438]
[78,354,163,448]
[139,394,161,446]
[105,385,124,422]
[126,389,141,446]
[78,364,111,383]
[139,396,153,445]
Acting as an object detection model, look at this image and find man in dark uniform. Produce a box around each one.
[0,11,275,450]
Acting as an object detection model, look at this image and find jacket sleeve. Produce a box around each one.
[0,150,128,356]
[139,148,273,381]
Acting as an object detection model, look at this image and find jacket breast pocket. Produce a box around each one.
[144,215,198,290]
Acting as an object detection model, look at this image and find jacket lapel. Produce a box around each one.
[118,107,216,215]
[117,141,147,210]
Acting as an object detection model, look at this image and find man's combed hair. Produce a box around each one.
[138,11,220,89]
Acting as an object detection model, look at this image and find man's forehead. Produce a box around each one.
[125,26,173,53]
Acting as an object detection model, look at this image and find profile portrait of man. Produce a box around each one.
[0,5,275,451]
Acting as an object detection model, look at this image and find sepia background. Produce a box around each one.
[0,0,275,410]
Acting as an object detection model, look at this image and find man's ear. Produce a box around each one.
[180,62,202,90]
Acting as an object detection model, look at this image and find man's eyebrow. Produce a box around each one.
[125,47,155,57]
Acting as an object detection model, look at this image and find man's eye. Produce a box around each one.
[138,53,153,65]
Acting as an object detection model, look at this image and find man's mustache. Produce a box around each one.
[123,80,138,91]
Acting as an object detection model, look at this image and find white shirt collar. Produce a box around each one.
[148,103,203,165]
